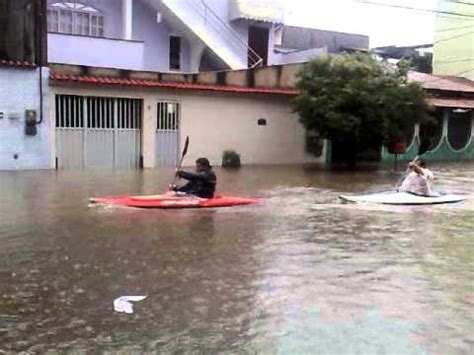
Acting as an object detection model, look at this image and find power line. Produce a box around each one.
[435,24,474,32]
[435,30,474,43]
[356,0,474,19]
[435,58,474,63]
[446,0,474,6]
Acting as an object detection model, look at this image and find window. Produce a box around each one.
[47,2,104,37]
[157,102,179,131]
[169,36,181,70]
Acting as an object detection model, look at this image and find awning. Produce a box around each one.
[427,98,474,109]
[229,0,284,23]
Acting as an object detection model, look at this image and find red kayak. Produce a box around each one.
[89,193,259,209]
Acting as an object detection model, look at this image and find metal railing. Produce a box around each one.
[170,0,263,68]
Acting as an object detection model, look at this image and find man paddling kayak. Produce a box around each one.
[399,159,434,195]
[172,157,217,198]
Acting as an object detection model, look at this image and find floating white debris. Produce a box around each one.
[113,295,147,314]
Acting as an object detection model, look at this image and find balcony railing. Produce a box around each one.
[163,0,263,69]
[193,0,263,68]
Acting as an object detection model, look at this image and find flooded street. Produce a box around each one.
[0,163,473,353]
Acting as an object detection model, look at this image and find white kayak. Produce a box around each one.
[339,190,468,205]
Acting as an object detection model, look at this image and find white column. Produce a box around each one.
[123,0,133,40]
[142,97,156,168]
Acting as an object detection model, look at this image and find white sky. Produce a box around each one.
[281,0,442,48]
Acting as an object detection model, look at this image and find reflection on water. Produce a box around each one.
[0,163,473,353]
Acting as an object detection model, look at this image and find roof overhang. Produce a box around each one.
[427,98,474,109]
[49,73,299,96]
[229,0,284,24]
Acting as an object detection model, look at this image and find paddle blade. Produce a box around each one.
[418,139,431,156]
[182,136,189,157]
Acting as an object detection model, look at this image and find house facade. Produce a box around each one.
[48,64,321,170]
[381,72,474,163]
[46,0,286,72]
[46,0,369,73]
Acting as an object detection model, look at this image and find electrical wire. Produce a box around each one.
[435,58,474,63]
[356,0,474,19]
[445,0,474,6]
[435,24,474,32]
[435,30,474,43]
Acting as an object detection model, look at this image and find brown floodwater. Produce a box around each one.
[0,163,473,353]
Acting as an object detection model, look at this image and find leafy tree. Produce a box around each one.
[293,53,432,162]
[407,52,432,74]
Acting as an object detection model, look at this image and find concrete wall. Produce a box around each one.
[133,0,182,72]
[281,26,369,53]
[49,84,323,168]
[272,47,327,65]
[48,33,145,70]
[0,67,52,170]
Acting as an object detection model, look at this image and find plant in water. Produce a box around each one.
[222,150,241,168]
[292,53,433,164]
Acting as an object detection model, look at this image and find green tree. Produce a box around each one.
[293,53,432,162]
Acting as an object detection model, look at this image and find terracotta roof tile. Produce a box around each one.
[49,71,474,98]
[408,71,474,93]
[49,73,299,95]
[0,60,37,69]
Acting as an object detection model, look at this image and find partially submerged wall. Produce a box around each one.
[0,67,52,170]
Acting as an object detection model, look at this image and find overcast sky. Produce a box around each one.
[282,0,443,48]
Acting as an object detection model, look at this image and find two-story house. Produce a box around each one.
[47,0,287,72]
[46,0,371,73]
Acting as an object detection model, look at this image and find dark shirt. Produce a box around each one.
[177,168,217,198]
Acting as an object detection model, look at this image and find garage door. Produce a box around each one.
[55,95,142,169]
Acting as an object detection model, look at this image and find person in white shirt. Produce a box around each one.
[400,159,434,196]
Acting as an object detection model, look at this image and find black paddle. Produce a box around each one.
[170,136,190,190]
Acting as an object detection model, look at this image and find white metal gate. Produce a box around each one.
[156,101,180,167]
[55,95,142,169]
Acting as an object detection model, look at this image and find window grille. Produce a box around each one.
[157,102,180,131]
[55,95,141,129]
[48,2,104,37]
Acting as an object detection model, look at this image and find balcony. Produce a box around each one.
[48,33,145,71]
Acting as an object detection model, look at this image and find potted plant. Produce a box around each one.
[222,149,241,168]
[387,130,407,154]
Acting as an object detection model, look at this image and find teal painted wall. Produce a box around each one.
[381,109,474,163]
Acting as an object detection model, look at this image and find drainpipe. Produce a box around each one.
[36,0,45,124]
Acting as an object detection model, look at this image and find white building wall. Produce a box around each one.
[272,47,328,65]
[0,68,53,170]
[49,85,324,168]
